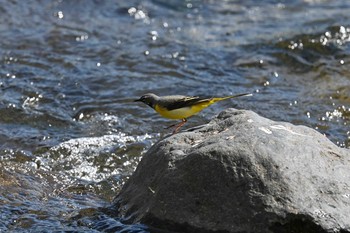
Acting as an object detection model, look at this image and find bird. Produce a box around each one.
[134,92,252,133]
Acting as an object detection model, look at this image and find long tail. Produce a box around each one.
[211,93,252,103]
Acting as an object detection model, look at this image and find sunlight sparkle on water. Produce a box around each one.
[55,11,64,19]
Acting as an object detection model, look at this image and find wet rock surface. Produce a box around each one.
[113,108,350,233]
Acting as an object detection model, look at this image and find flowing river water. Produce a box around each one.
[0,0,349,232]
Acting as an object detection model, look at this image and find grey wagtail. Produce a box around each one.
[135,93,252,133]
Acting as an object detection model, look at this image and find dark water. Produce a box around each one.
[0,0,349,232]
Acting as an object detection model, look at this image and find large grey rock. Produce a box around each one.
[112,109,350,233]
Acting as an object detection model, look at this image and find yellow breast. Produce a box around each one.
[154,102,212,120]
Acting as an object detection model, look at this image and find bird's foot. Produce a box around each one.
[173,119,187,134]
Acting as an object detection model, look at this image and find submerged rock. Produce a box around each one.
[112,109,350,233]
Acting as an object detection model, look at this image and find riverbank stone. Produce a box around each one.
[112,108,350,233]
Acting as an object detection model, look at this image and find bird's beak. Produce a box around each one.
[134,98,141,102]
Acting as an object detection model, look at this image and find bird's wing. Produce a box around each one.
[163,96,211,110]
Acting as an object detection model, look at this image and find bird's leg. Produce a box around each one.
[165,122,179,129]
[172,118,187,134]
[164,119,187,133]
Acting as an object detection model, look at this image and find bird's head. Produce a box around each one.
[134,93,159,108]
